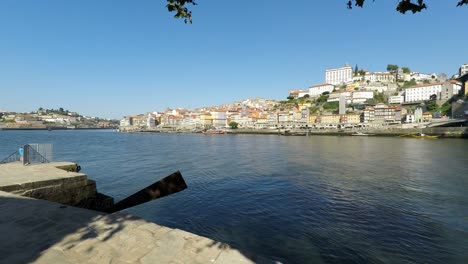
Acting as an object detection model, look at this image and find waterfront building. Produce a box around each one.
[316,114,341,124]
[120,116,133,127]
[361,107,375,123]
[210,111,227,128]
[406,114,415,123]
[415,107,423,122]
[422,112,433,122]
[308,114,318,125]
[278,112,291,126]
[200,112,213,128]
[146,116,156,127]
[340,114,360,124]
[325,65,353,85]
[374,103,400,123]
[405,82,443,102]
[309,83,334,97]
[267,113,278,126]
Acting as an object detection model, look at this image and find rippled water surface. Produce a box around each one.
[1,130,467,263]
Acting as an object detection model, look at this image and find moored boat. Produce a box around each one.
[351,132,374,136]
[203,130,225,134]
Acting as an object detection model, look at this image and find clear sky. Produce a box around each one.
[0,0,466,119]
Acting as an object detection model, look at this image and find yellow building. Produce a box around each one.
[341,114,361,124]
[422,112,433,122]
[199,112,213,128]
[316,114,341,124]
[297,101,312,110]
[308,115,318,124]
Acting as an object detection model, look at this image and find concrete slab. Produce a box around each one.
[0,162,98,205]
[0,162,85,191]
[0,191,255,264]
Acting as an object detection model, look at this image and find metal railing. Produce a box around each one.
[24,144,51,164]
[0,144,52,165]
[0,150,21,164]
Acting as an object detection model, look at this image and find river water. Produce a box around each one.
[1,130,467,263]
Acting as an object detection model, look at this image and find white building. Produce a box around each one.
[351,91,374,103]
[364,72,395,83]
[460,64,468,76]
[146,116,156,127]
[120,116,132,127]
[289,89,309,99]
[309,83,334,97]
[327,91,352,103]
[389,96,404,104]
[410,72,437,82]
[325,65,353,85]
[210,111,227,128]
[405,82,443,102]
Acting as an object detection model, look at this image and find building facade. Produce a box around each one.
[405,82,443,102]
[309,83,334,97]
[389,96,404,104]
[325,65,353,85]
[364,72,395,83]
[460,63,468,76]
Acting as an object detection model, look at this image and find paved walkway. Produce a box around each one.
[0,191,254,264]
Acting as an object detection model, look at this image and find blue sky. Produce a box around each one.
[0,0,466,119]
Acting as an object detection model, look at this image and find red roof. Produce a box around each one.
[406,82,444,89]
[310,83,333,88]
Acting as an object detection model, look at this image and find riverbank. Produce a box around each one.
[0,127,116,131]
[232,127,468,138]
[128,126,468,138]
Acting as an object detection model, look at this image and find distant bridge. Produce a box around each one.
[426,118,467,127]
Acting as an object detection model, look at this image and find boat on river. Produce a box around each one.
[400,133,440,139]
[351,132,374,136]
[203,130,225,134]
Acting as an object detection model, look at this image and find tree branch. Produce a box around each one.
[166,0,197,24]
[348,0,466,13]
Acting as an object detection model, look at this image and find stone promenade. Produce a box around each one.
[0,190,254,264]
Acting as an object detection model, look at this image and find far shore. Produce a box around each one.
[124,127,468,139]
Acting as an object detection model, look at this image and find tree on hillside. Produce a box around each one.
[402,79,417,88]
[424,100,439,112]
[387,64,399,72]
[354,64,359,76]
[402,67,411,74]
[168,0,468,23]
[387,64,399,82]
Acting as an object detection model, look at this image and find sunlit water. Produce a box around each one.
[1,130,467,263]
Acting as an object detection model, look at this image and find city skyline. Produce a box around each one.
[0,0,467,118]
